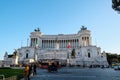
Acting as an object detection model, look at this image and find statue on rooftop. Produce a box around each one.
[55,37,59,43]
[81,26,87,30]
[34,28,40,32]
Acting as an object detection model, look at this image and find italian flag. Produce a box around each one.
[35,41,39,48]
[67,42,71,49]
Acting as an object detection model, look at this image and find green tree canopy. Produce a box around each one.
[112,0,120,12]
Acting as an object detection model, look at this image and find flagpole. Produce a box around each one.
[27,38,29,47]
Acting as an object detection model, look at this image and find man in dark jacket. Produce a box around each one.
[33,63,37,75]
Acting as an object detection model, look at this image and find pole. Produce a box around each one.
[27,38,29,47]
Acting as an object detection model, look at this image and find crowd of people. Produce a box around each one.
[24,63,37,80]
[24,61,59,80]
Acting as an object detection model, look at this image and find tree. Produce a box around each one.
[106,53,120,65]
[112,0,120,12]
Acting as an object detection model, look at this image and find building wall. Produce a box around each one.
[4,56,18,65]
[17,27,108,66]
[18,47,35,61]
[30,28,92,49]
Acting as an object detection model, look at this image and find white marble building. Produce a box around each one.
[17,26,108,66]
[4,51,18,66]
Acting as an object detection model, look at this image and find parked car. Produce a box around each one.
[114,65,120,70]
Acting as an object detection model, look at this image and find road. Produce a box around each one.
[30,67,120,80]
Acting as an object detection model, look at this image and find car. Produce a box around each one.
[114,65,120,70]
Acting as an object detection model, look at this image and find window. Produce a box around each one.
[88,52,90,58]
[26,53,28,58]
[101,53,103,58]
[98,52,99,55]
[87,49,91,58]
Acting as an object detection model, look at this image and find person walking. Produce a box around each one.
[24,64,30,80]
[33,63,37,75]
[28,64,32,77]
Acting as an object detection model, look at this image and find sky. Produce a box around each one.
[0,0,120,60]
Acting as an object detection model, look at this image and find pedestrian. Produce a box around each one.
[28,64,32,77]
[33,63,37,75]
[24,64,30,80]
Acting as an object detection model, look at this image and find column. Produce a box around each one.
[62,40,63,48]
[75,39,76,48]
[54,40,55,48]
[51,40,52,48]
[50,40,51,48]
[64,40,65,48]
[77,39,79,47]
[48,40,50,48]
[71,39,73,48]
[52,40,53,48]
[63,40,64,48]
[30,38,33,47]
[42,40,43,48]
[85,37,87,46]
[73,39,75,48]
[51,40,53,48]
[44,40,45,48]
[53,40,54,48]
[82,37,83,46]
[49,40,50,48]
[64,40,66,48]
[43,40,44,48]
[46,40,47,48]
[59,40,61,48]
[66,40,67,48]
[87,37,89,46]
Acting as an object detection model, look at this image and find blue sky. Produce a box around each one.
[0,0,120,60]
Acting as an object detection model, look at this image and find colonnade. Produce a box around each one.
[82,36,91,46]
[30,38,38,47]
[42,39,79,48]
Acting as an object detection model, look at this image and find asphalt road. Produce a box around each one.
[30,67,120,80]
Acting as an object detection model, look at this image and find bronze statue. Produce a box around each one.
[34,28,40,32]
[81,26,87,30]
[71,49,76,58]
